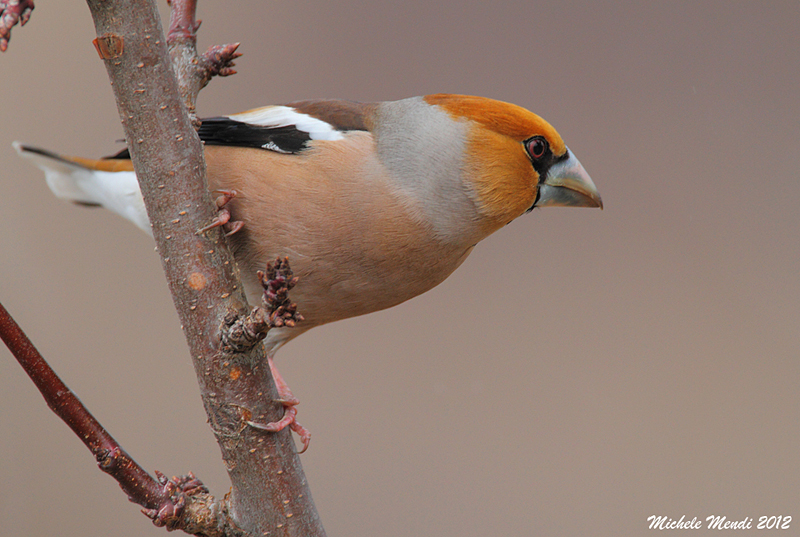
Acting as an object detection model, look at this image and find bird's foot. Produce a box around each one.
[246,355,311,453]
[249,402,311,454]
[198,189,244,236]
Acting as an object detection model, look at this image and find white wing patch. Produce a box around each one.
[260,141,293,154]
[229,106,345,141]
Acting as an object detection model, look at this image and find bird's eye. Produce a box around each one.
[526,137,548,160]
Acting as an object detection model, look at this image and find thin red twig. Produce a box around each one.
[166,0,199,41]
[0,301,167,508]
[166,0,240,126]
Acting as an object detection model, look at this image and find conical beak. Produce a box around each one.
[535,147,603,209]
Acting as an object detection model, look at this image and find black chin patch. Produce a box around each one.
[526,188,541,213]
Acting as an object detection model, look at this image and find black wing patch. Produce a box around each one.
[103,100,376,158]
[101,119,312,157]
[197,117,311,154]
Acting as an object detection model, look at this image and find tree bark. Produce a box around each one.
[83,1,325,535]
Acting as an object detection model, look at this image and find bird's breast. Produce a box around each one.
[203,134,474,335]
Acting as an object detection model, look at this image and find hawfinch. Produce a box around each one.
[15,94,602,449]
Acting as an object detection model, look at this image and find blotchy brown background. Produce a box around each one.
[2,2,798,536]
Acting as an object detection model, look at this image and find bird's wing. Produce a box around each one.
[200,100,376,154]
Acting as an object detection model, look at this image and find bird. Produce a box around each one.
[14,93,602,450]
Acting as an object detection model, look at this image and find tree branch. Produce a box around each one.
[80,1,325,535]
[0,301,237,535]
[0,302,166,508]
[165,0,240,127]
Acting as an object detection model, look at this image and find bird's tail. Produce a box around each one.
[13,142,151,234]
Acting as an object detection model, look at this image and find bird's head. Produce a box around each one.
[423,94,602,235]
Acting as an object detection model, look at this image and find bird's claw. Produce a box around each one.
[246,354,311,453]
[247,403,311,454]
[198,189,244,235]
